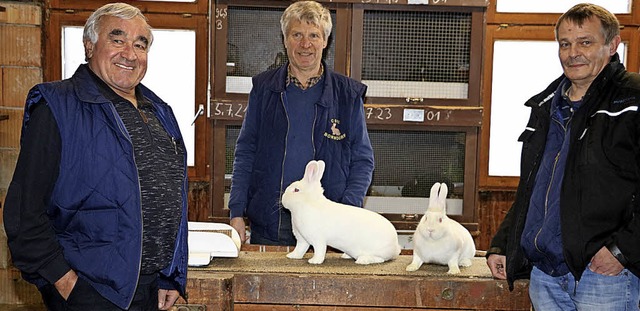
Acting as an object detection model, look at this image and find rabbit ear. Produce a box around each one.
[438,183,448,214]
[428,183,440,211]
[316,160,326,178]
[303,160,323,184]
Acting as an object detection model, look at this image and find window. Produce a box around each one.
[487,1,637,26]
[62,27,198,167]
[496,1,631,14]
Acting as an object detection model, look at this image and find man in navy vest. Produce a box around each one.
[3,3,188,310]
[229,1,375,246]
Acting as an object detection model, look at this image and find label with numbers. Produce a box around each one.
[403,109,425,122]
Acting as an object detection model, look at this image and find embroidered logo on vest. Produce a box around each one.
[324,118,346,140]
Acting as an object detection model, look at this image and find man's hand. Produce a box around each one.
[589,246,624,276]
[230,217,247,244]
[158,289,180,310]
[54,270,78,300]
[487,254,507,280]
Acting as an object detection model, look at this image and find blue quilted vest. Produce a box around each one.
[22,64,188,309]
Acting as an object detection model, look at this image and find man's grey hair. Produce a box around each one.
[83,2,153,47]
[280,1,332,40]
[555,3,620,44]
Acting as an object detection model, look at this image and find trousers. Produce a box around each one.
[529,265,640,311]
[39,273,159,311]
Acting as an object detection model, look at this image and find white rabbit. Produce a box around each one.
[281,160,401,265]
[406,182,476,274]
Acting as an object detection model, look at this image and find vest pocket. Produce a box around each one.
[67,208,117,245]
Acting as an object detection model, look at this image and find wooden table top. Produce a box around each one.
[192,251,494,279]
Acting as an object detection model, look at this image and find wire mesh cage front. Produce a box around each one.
[224,126,466,215]
[367,129,465,199]
[361,9,472,99]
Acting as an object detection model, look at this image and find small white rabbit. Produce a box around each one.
[281,160,401,265]
[406,182,475,274]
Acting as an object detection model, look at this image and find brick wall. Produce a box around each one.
[0,0,45,307]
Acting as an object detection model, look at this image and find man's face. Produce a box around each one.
[557,16,619,87]
[284,19,328,76]
[84,15,151,97]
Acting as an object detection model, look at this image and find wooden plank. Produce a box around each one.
[180,272,234,311]
[189,252,531,310]
[232,273,529,310]
[46,0,208,15]
[208,100,483,127]
[233,304,463,311]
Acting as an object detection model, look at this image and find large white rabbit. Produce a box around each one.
[281,160,401,265]
[406,182,476,274]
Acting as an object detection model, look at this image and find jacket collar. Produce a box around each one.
[269,60,335,108]
[70,64,111,104]
[70,63,162,106]
[526,53,624,109]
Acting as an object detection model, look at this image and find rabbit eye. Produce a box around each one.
[294,188,300,192]
[438,218,442,223]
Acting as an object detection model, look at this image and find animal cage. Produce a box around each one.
[209,0,485,235]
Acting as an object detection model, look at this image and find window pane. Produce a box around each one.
[62,26,196,166]
[489,40,626,177]
[496,0,631,14]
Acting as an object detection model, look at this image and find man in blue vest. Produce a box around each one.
[229,1,375,246]
[3,3,188,310]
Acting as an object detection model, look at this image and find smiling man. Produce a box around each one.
[84,14,151,104]
[229,1,374,246]
[486,3,640,310]
[4,3,188,310]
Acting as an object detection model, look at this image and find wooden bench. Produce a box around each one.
[179,251,531,311]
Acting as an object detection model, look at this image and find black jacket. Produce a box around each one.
[488,54,640,289]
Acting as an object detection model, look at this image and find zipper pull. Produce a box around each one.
[171,137,178,154]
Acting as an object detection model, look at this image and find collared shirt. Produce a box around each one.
[286,64,324,90]
[559,83,584,124]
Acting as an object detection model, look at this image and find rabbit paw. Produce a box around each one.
[446,265,461,274]
[406,263,421,272]
[459,258,472,267]
[308,256,325,264]
[286,251,305,259]
[355,255,384,265]
[341,253,352,259]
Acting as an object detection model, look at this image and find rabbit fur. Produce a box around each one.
[406,182,475,274]
[281,160,401,265]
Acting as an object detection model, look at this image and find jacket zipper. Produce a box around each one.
[278,92,289,239]
[533,113,572,275]
[108,103,143,310]
[507,102,549,287]
[312,105,317,157]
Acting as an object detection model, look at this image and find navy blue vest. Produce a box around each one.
[23,64,188,309]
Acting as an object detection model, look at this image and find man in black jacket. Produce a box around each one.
[486,3,640,310]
